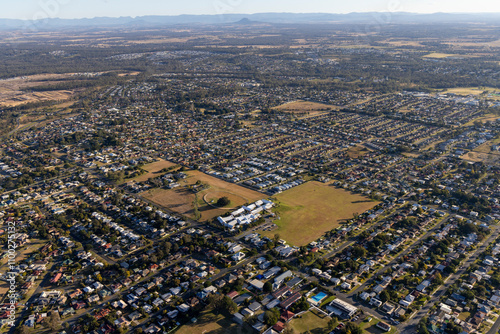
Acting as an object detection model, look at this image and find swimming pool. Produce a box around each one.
[311,292,328,303]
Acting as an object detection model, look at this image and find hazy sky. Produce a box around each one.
[2,0,500,20]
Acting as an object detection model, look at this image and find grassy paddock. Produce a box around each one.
[142,170,263,221]
[129,159,179,183]
[262,181,379,246]
[423,53,477,59]
[272,100,336,116]
[175,309,254,334]
[290,309,332,333]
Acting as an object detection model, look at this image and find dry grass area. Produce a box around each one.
[383,39,424,47]
[461,151,500,164]
[202,190,248,208]
[0,239,46,265]
[0,73,82,107]
[444,87,499,96]
[176,309,253,334]
[0,239,47,297]
[117,71,141,77]
[347,145,370,158]
[423,52,459,58]
[423,52,477,59]
[141,170,263,221]
[129,37,196,44]
[262,181,379,246]
[289,309,331,333]
[464,113,500,126]
[472,139,500,155]
[273,100,336,115]
[0,281,9,298]
[129,159,179,183]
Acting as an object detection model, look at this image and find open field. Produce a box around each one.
[175,309,253,334]
[141,170,264,221]
[117,71,141,77]
[289,309,331,333]
[382,39,424,47]
[485,39,500,47]
[445,39,500,48]
[128,159,179,183]
[460,151,500,164]
[443,87,500,99]
[423,52,477,59]
[0,71,142,106]
[465,114,500,126]
[262,181,379,246]
[423,52,458,58]
[0,73,83,106]
[273,100,336,115]
[0,239,47,296]
[347,145,370,158]
[0,239,46,266]
[459,312,471,321]
[0,90,77,107]
[444,87,486,95]
[472,138,500,155]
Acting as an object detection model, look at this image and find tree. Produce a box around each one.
[475,285,487,297]
[209,294,238,314]
[328,317,338,331]
[264,309,280,326]
[217,196,230,207]
[44,311,62,331]
[418,317,430,334]
[17,327,31,334]
[264,281,273,293]
[340,322,362,334]
[379,290,390,302]
[282,323,297,334]
[444,321,461,334]
[221,295,238,314]
[193,193,201,221]
[352,245,367,258]
[273,233,281,244]
[434,272,443,285]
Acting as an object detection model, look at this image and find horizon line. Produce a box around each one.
[2,11,500,21]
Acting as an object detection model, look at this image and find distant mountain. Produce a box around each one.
[1,12,500,31]
[236,18,257,25]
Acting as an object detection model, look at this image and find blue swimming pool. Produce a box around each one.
[311,292,328,303]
